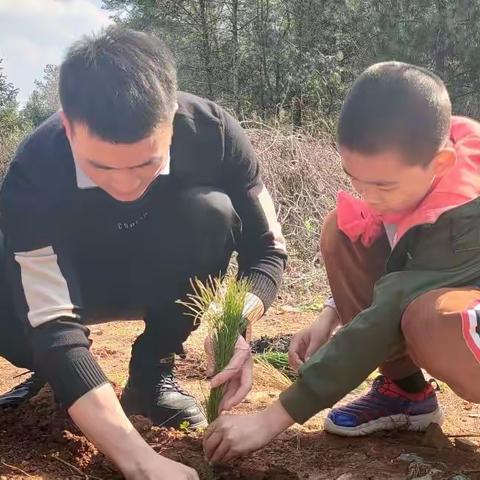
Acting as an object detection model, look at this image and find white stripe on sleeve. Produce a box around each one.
[257,185,287,253]
[15,246,76,328]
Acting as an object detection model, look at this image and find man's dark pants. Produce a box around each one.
[0,187,240,376]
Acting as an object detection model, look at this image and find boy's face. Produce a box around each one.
[340,146,454,215]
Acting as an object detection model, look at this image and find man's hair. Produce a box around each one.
[337,61,451,166]
[59,26,177,143]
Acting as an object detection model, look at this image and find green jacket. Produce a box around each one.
[280,119,480,423]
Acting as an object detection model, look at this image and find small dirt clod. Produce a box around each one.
[422,423,452,450]
[250,334,292,354]
[335,474,355,480]
[454,438,478,452]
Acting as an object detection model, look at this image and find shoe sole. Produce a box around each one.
[121,394,207,430]
[324,407,445,437]
[151,407,208,430]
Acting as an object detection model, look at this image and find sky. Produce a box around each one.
[0,0,113,104]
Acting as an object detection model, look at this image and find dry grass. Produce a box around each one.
[247,124,351,305]
[253,355,293,390]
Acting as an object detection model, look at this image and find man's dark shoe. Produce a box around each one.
[0,373,45,408]
[121,355,206,430]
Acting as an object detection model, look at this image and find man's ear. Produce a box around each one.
[432,147,456,177]
[60,111,73,142]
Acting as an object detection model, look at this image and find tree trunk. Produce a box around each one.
[231,0,241,114]
[198,0,214,98]
[434,0,448,76]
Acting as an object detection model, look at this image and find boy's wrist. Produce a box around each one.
[259,399,295,438]
[319,305,341,329]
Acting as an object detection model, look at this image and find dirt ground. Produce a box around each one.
[0,309,479,480]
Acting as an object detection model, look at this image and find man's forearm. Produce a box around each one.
[243,291,264,321]
[242,292,264,340]
[68,384,158,477]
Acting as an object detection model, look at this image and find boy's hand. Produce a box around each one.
[203,400,294,464]
[289,307,340,371]
[205,334,253,413]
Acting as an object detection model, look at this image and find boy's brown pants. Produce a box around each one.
[321,210,480,403]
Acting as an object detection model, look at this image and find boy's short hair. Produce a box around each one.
[59,26,177,143]
[337,61,451,166]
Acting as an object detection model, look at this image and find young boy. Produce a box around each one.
[204,61,480,463]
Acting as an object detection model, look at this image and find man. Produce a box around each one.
[0,27,286,479]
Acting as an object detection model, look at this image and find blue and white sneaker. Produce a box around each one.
[324,376,444,437]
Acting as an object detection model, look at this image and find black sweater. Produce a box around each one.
[0,92,287,407]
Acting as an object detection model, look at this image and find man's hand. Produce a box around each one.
[69,384,199,480]
[125,455,199,480]
[288,307,340,372]
[205,334,252,413]
[203,400,294,464]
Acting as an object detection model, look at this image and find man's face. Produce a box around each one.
[62,114,173,202]
[340,146,449,215]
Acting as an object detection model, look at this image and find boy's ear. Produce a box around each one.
[432,147,456,177]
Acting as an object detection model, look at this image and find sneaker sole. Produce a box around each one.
[324,407,445,437]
